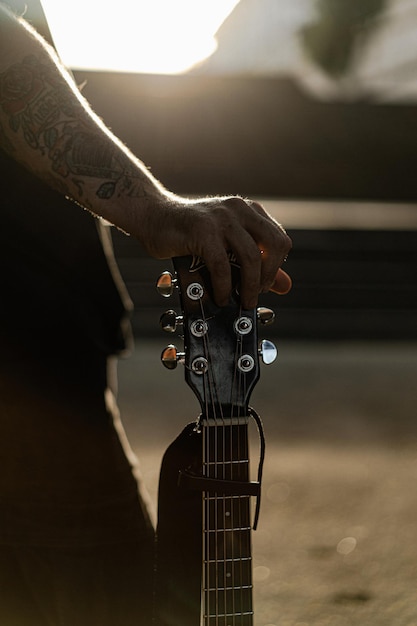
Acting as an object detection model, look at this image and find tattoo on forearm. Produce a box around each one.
[0,55,147,202]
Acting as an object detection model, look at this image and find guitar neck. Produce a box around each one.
[202,421,254,626]
[156,256,277,626]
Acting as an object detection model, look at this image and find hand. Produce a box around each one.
[139,195,292,309]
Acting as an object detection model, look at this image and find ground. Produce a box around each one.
[118,339,417,626]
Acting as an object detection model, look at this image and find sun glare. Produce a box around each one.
[40,0,240,74]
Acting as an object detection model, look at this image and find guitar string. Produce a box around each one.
[230,307,242,626]
[197,298,214,625]
[200,298,242,625]
[235,308,253,625]
[197,295,252,625]
[221,302,249,626]
[226,303,247,626]
[222,301,247,626]
[197,296,223,625]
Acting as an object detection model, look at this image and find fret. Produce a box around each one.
[204,459,249,466]
[204,585,253,592]
[203,452,250,467]
[206,526,251,533]
[206,611,254,626]
[205,557,252,563]
[205,590,253,618]
[205,494,251,500]
[205,611,254,618]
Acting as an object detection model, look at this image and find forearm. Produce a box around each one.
[0,5,292,308]
[0,5,171,238]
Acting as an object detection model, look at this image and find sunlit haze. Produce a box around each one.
[41,0,240,74]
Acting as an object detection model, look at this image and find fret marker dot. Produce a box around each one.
[225,511,230,517]
[226,572,231,578]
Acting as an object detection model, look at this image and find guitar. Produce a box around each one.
[154,255,276,626]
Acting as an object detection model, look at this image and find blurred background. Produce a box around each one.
[30,1,417,623]
[33,0,417,340]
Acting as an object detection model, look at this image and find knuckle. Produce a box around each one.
[270,225,292,254]
[243,245,262,267]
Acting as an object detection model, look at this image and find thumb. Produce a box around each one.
[269,268,292,295]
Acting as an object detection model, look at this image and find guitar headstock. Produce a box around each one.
[157,255,276,420]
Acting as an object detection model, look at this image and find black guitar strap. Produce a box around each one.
[177,407,265,529]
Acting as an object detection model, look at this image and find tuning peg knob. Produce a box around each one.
[156,271,177,297]
[159,309,183,333]
[161,344,185,370]
[257,307,275,325]
[259,339,277,364]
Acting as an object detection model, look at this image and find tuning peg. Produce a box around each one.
[257,307,275,325]
[159,309,183,333]
[156,271,177,298]
[259,339,277,364]
[161,344,185,370]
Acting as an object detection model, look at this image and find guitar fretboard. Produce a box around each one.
[202,423,254,626]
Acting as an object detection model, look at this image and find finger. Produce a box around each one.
[256,231,292,293]
[201,245,232,307]
[258,241,290,292]
[225,228,262,309]
[245,199,282,228]
[269,268,292,295]
[242,200,292,291]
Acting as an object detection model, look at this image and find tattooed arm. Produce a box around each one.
[0,5,291,308]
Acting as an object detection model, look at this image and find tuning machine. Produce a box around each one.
[257,306,275,325]
[156,271,177,298]
[161,344,185,370]
[259,339,277,364]
[255,306,277,363]
[159,309,183,333]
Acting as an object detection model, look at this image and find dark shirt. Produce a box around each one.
[0,0,149,544]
